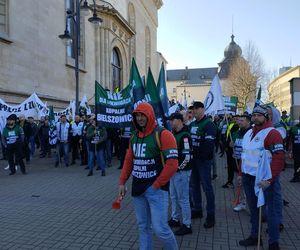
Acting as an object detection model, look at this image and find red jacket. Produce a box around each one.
[119,102,178,189]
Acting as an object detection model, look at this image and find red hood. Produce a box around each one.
[132,102,156,137]
[252,120,273,136]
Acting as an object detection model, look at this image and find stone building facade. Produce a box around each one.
[0,0,163,108]
[268,66,300,112]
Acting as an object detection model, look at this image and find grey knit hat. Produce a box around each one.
[252,105,268,118]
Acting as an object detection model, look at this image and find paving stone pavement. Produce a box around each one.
[0,154,299,250]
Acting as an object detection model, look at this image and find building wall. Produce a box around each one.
[0,0,162,108]
[176,84,210,106]
[166,79,211,106]
[268,66,300,112]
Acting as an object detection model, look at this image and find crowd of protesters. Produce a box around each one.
[1,101,299,250]
[0,112,130,177]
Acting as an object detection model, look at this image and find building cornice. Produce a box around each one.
[96,1,135,36]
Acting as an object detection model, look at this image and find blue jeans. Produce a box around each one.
[265,177,282,244]
[29,136,35,156]
[133,186,178,250]
[242,174,281,244]
[88,148,105,172]
[191,159,215,216]
[242,175,259,238]
[170,170,192,226]
[56,142,69,165]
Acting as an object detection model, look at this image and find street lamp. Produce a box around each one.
[181,86,190,108]
[59,0,102,113]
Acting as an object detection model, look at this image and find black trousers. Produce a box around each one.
[293,153,300,177]
[7,143,26,174]
[23,138,30,161]
[71,135,80,162]
[119,137,130,168]
[226,147,238,183]
[40,136,50,156]
[80,139,88,165]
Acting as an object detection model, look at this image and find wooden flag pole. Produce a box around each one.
[257,206,262,250]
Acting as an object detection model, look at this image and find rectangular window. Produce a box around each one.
[65,0,85,66]
[0,0,7,36]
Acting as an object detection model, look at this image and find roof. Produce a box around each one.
[167,67,218,84]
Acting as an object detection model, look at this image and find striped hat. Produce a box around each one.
[252,105,268,118]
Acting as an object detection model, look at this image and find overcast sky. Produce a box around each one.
[157,0,300,75]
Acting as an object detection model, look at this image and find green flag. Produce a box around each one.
[95,81,133,128]
[157,63,169,118]
[254,85,263,107]
[145,68,166,127]
[130,58,145,108]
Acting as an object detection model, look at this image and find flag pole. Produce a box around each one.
[257,206,262,250]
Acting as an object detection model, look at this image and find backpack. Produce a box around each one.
[153,126,165,166]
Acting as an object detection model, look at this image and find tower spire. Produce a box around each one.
[232,15,234,35]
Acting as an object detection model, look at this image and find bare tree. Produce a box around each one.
[227,41,266,110]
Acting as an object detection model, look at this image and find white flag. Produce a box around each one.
[255,150,272,207]
[79,95,91,115]
[204,74,225,114]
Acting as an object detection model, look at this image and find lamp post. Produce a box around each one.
[181,86,190,109]
[59,0,102,113]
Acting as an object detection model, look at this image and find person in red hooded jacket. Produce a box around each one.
[119,102,179,250]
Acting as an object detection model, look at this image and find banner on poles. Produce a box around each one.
[95,81,133,128]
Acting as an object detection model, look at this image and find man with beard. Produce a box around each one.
[118,102,179,250]
[239,106,284,250]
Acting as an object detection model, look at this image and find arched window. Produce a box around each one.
[111,48,122,90]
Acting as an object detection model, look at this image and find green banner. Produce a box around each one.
[219,96,238,115]
[95,81,133,128]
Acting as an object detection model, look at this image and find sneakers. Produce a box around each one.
[191,210,203,219]
[222,181,234,188]
[233,202,246,212]
[174,224,192,235]
[87,171,93,176]
[239,236,262,246]
[168,219,181,228]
